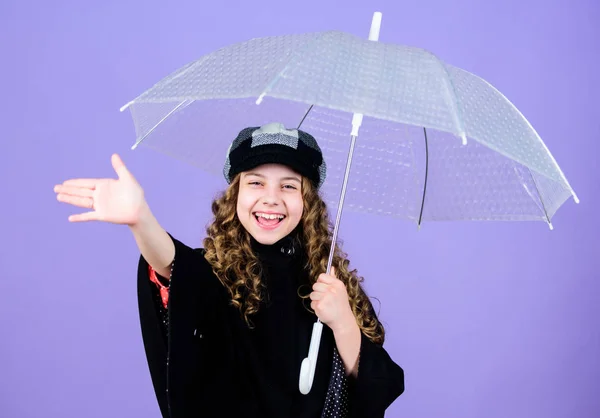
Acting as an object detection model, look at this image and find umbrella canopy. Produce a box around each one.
[120,16,578,229]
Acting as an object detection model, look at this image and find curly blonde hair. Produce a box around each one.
[202,174,385,345]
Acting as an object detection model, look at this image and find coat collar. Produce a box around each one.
[249,225,303,262]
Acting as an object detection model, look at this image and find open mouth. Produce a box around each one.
[254,212,286,228]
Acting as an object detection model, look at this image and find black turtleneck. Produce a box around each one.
[247,229,333,417]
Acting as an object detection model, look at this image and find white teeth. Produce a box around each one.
[255,212,285,220]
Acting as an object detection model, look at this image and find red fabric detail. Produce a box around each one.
[148,265,169,309]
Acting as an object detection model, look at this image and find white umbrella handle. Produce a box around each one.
[298,10,383,396]
[299,321,324,394]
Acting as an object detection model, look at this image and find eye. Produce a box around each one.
[283,184,298,190]
[248,181,262,186]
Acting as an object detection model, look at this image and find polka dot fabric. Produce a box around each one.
[321,347,351,418]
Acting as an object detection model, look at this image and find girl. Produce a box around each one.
[54,123,404,418]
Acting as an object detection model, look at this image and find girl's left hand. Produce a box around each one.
[310,267,356,333]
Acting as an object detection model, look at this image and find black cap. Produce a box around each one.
[223,122,326,189]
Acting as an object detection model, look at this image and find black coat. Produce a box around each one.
[137,234,404,418]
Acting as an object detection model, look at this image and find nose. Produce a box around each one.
[261,185,281,206]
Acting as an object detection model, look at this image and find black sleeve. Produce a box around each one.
[345,301,405,418]
[346,333,405,417]
[136,234,222,418]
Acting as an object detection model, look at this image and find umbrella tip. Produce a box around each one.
[120,101,133,112]
[369,12,382,41]
[460,132,468,145]
[548,222,554,231]
[572,193,580,204]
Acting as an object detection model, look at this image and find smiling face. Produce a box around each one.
[236,163,304,245]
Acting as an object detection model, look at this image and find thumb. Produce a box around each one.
[330,266,337,278]
[111,153,132,180]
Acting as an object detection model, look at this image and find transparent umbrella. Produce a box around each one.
[119,11,579,395]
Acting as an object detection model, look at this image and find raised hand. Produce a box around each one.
[54,154,146,225]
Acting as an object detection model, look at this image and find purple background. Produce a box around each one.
[2,0,599,417]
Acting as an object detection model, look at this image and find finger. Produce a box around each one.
[310,291,325,301]
[312,282,330,293]
[59,178,99,189]
[317,273,335,284]
[310,300,318,311]
[54,185,94,198]
[57,193,94,209]
[111,153,131,180]
[68,211,98,222]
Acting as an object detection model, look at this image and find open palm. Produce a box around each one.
[54,154,146,225]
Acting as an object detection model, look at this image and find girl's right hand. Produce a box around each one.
[54,153,147,225]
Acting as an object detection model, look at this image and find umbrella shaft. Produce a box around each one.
[326,134,358,275]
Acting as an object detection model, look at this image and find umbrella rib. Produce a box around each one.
[297,105,314,129]
[130,100,193,150]
[527,168,553,229]
[417,128,429,227]
[256,33,326,105]
[430,57,467,144]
